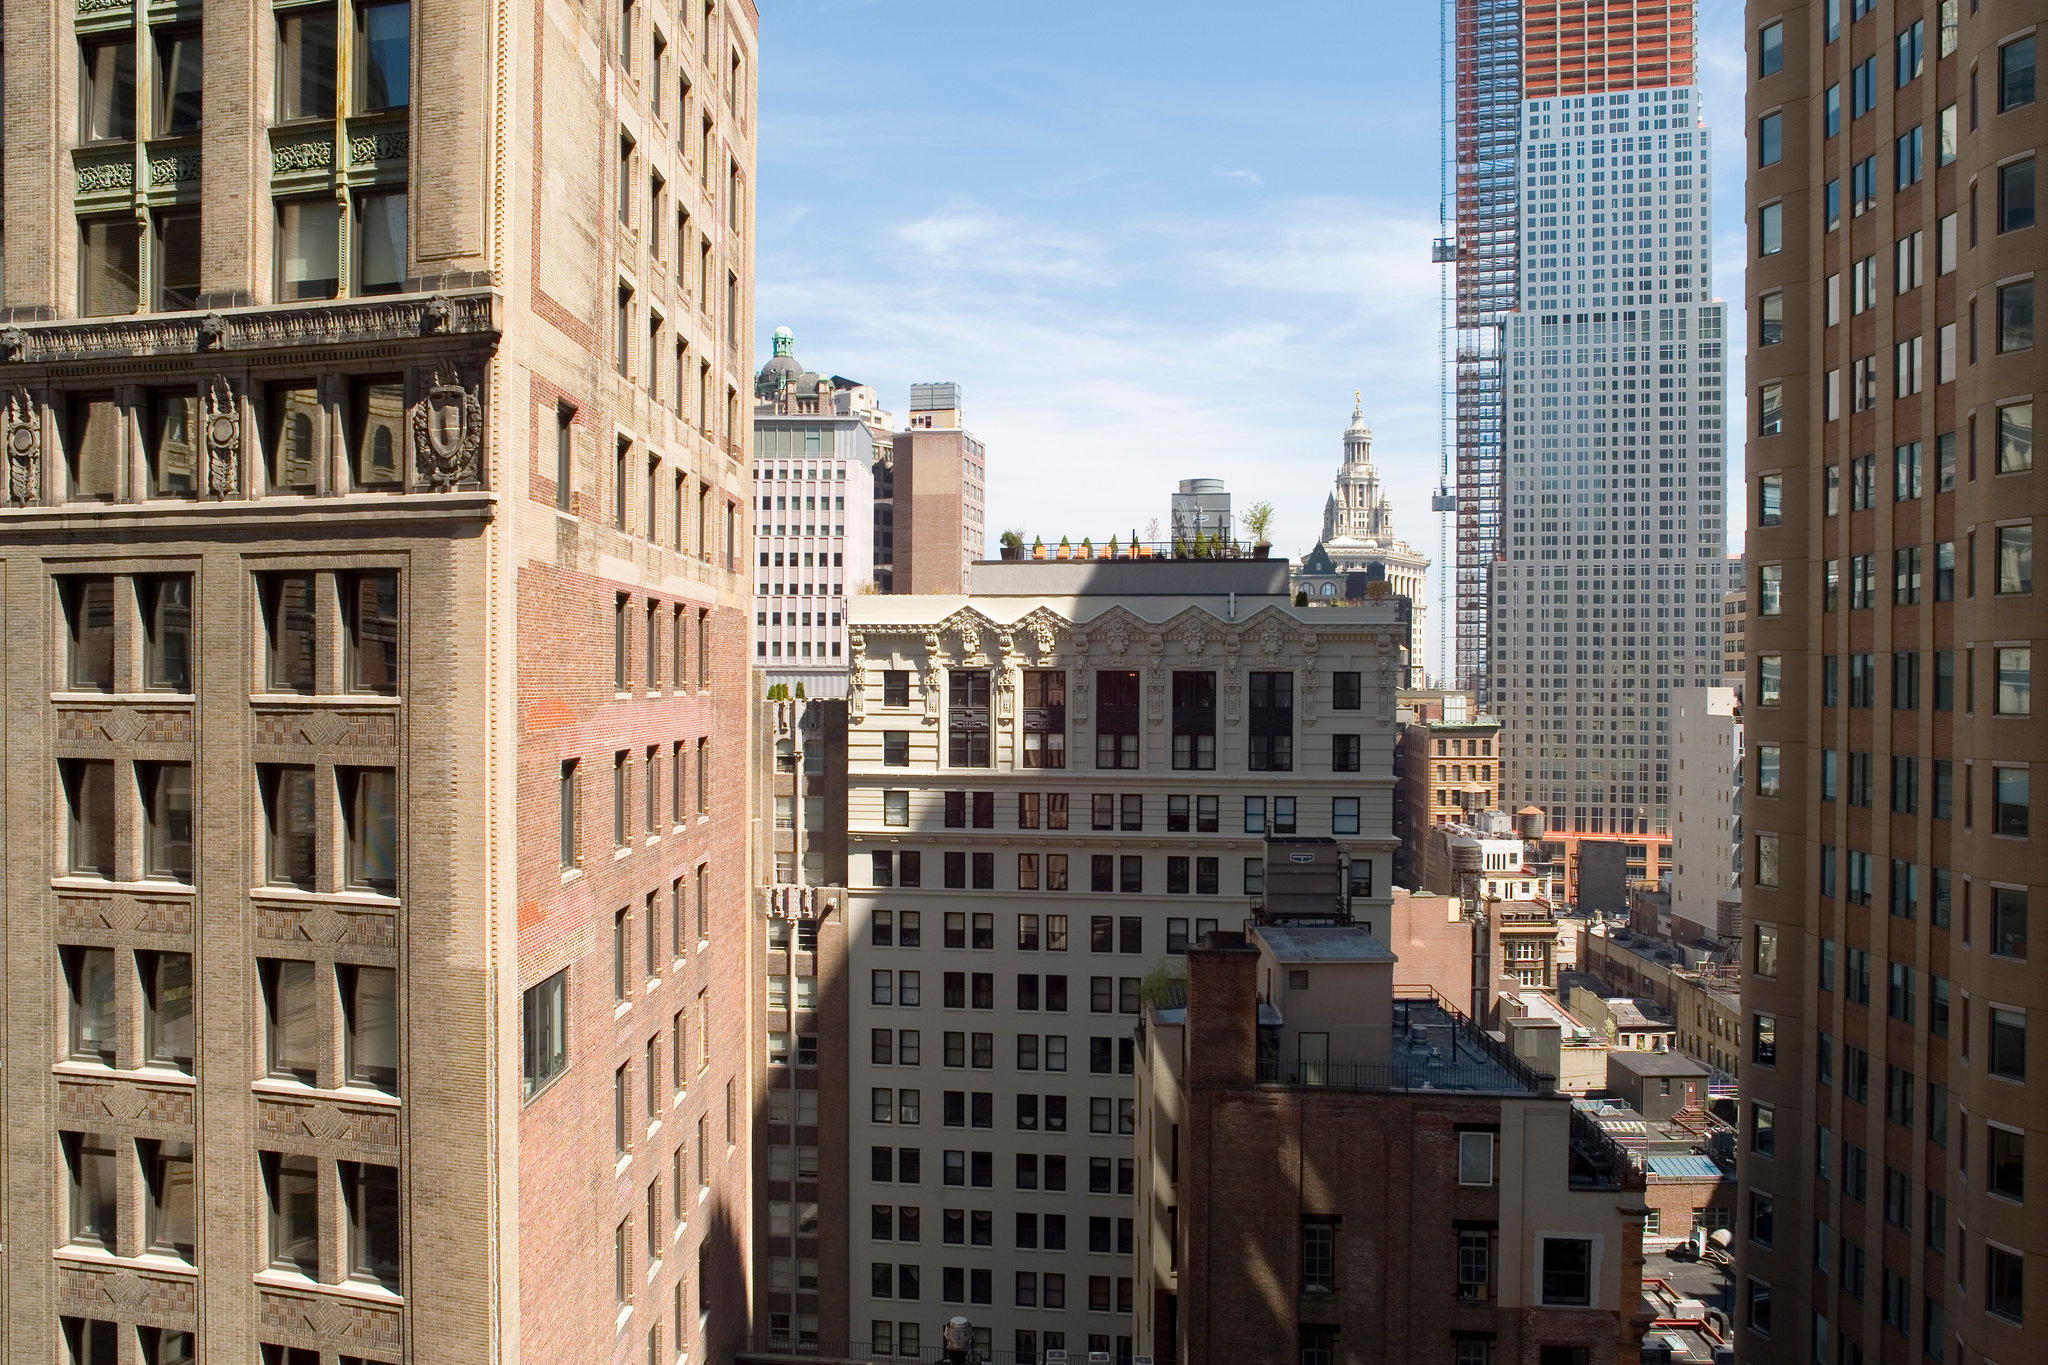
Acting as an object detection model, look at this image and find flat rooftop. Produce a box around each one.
[1257,923,1397,964]
[1608,1049,1711,1079]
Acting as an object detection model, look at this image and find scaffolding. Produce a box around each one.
[1449,0,1521,702]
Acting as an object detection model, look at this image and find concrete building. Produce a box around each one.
[1450,0,1703,697]
[0,2,760,1361]
[1738,3,2048,1360]
[1296,398,1432,677]
[1168,478,1232,547]
[749,402,876,690]
[1667,686,1741,948]
[839,555,1407,1362]
[882,383,986,595]
[1487,1,1723,915]
[1136,921,1648,1364]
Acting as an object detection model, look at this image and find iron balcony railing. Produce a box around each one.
[1568,1104,1648,1191]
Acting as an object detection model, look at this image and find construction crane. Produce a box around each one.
[1431,0,1457,689]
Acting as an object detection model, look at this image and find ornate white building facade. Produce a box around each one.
[1294,398,1432,683]
[836,557,1406,1360]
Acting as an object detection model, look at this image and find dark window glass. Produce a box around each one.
[63,760,117,877]
[79,38,136,142]
[66,395,124,501]
[139,762,193,883]
[276,8,338,120]
[267,384,322,493]
[147,394,200,497]
[155,29,203,134]
[344,570,400,693]
[261,765,318,888]
[62,577,117,691]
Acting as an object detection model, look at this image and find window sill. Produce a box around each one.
[250,886,399,909]
[254,1267,403,1307]
[50,690,196,704]
[51,876,195,897]
[250,693,403,708]
[49,1058,120,1080]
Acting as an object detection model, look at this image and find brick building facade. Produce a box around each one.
[1138,927,1647,1365]
[0,0,761,1360]
[1739,1,2048,1359]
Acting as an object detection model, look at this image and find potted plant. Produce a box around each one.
[1081,536,1093,559]
[1107,534,1120,559]
[999,528,1026,561]
[1032,535,1046,560]
[1057,536,1072,560]
[1243,500,1275,559]
[1173,535,1187,558]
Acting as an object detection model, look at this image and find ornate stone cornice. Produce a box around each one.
[0,291,499,365]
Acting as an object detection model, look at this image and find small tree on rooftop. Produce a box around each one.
[1243,500,1276,545]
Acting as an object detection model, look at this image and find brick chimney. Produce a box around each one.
[1184,932,1260,1087]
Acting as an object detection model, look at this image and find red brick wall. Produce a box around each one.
[515,561,754,1363]
[1178,1088,1628,1365]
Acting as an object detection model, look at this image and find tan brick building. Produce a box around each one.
[883,384,985,596]
[1739,2,2048,1359]
[0,0,760,1360]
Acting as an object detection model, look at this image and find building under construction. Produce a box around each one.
[1448,0,1700,700]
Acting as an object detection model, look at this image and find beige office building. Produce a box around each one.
[0,1,760,1361]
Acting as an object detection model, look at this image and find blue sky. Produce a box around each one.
[757,0,1749,665]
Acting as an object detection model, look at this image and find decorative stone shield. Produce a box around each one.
[411,366,482,490]
[4,387,39,505]
[204,375,240,496]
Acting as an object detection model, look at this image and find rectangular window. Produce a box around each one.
[2000,402,2034,472]
[139,762,193,883]
[61,578,116,692]
[260,764,318,888]
[2001,280,2035,353]
[2003,160,2037,233]
[353,188,407,296]
[1095,670,1141,769]
[140,950,194,1071]
[1989,1008,2026,1080]
[1538,1237,1594,1307]
[64,946,117,1064]
[262,958,320,1081]
[354,1,410,110]
[522,969,568,1097]
[341,767,399,892]
[1022,670,1067,769]
[275,199,341,301]
[1999,525,2033,594]
[1758,111,1783,166]
[275,7,337,119]
[147,391,200,496]
[343,1161,400,1288]
[2003,35,2038,111]
[342,964,398,1091]
[64,394,123,501]
[262,572,320,691]
[1248,672,1294,770]
[1758,383,1783,436]
[140,1137,195,1260]
[1302,1219,1336,1293]
[264,1150,321,1274]
[266,383,322,494]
